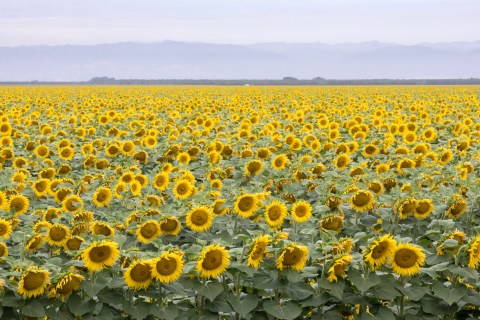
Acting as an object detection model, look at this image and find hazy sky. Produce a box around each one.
[1,0,479,46]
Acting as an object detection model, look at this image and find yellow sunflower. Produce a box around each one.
[186,207,214,232]
[0,242,8,261]
[276,244,308,271]
[48,273,84,300]
[363,234,397,269]
[7,194,30,215]
[0,218,13,239]
[90,221,115,237]
[291,200,312,223]
[46,224,70,246]
[92,187,113,207]
[124,260,153,290]
[17,268,50,298]
[320,215,344,233]
[64,236,85,251]
[137,220,161,243]
[271,154,288,170]
[327,255,353,282]
[32,179,50,197]
[81,241,120,272]
[446,199,467,219]
[196,244,230,278]
[172,179,194,200]
[390,243,425,277]
[245,160,264,175]
[160,217,182,236]
[151,251,184,283]
[414,199,434,219]
[62,195,84,213]
[247,235,269,268]
[26,234,45,253]
[264,200,287,228]
[468,236,480,269]
[234,193,259,218]
[333,154,350,171]
[350,190,374,212]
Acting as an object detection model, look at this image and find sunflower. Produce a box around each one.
[390,243,425,277]
[291,200,312,223]
[81,241,120,272]
[363,234,397,269]
[276,244,308,271]
[367,180,384,195]
[48,273,84,300]
[247,235,269,268]
[26,234,45,253]
[47,224,70,246]
[271,154,288,170]
[172,179,194,200]
[32,179,50,197]
[397,198,417,219]
[349,190,374,212]
[196,244,230,278]
[176,152,191,165]
[130,181,142,196]
[437,230,465,255]
[414,199,434,219]
[34,145,50,158]
[17,268,50,298]
[59,146,75,161]
[137,220,161,243]
[320,215,344,233]
[245,160,264,175]
[151,251,184,283]
[234,193,259,218]
[121,141,135,155]
[446,199,467,219]
[325,196,342,210]
[468,236,480,269]
[327,255,353,282]
[160,217,182,236]
[333,154,350,171]
[64,236,85,251]
[0,242,7,261]
[90,221,115,237]
[92,187,113,207]
[186,207,214,232]
[264,200,287,228]
[124,261,153,290]
[62,195,84,213]
[7,194,30,215]
[0,218,12,239]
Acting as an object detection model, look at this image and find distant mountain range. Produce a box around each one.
[1,40,480,81]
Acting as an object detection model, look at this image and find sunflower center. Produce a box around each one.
[371,243,387,259]
[140,222,158,238]
[394,248,417,268]
[274,158,284,167]
[50,227,67,241]
[23,272,46,290]
[283,247,302,266]
[192,210,208,226]
[176,184,188,195]
[161,219,178,232]
[416,202,430,214]
[352,192,370,206]
[156,257,177,276]
[268,206,281,220]
[89,246,111,263]
[12,199,25,211]
[0,224,6,236]
[250,244,266,260]
[238,197,254,211]
[66,238,83,250]
[295,206,306,217]
[131,263,152,282]
[202,250,223,270]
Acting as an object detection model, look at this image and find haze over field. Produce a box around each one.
[1,0,479,80]
[1,41,480,81]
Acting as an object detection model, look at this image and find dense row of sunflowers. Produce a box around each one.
[0,85,479,319]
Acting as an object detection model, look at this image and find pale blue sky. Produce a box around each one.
[1,0,479,46]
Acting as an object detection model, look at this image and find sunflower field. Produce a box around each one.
[0,85,479,319]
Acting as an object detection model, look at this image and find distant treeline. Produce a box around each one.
[2,76,480,85]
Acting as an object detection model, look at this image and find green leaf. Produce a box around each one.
[199,281,223,302]
[318,278,345,300]
[421,262,451,277]
[68,294,97,316]
[1,292,25,307]
[300,293,329,307]
[373,307,396,320]
[22,300,46,318]
[371,281,402,300]
[449,266,479,280]
[150,303,179,320]
[397,284,429,301]
[348,269,381,293]
[432,282,467,305]
[226,294,258,317]
[123,301,150,320]
[263,300,302,320]
[421,294,457,315]
[285,282,315,300]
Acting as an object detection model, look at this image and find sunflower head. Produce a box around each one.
[363,234,397,269]
[247,235,269,268]
[151,251,184,283]
[234,194,259,218]
[124,261,153,290]
[17,268,50,298]
[81,241,120,272]
[186,207,214,232]
[276,244,308,271]
[196,244,230,278]
[291,200,312,223]
[137,220,161,243]
[390,243,425,277]
[350,190,374,212]
[160,217,182,236]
